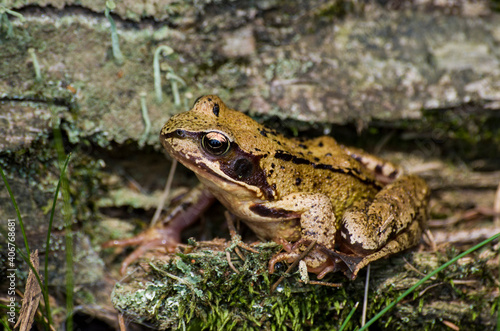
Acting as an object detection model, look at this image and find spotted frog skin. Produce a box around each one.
[157,95,430,279]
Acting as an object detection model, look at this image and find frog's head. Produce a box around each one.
[160,95,275,200]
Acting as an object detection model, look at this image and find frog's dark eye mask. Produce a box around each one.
[162,128,275,200]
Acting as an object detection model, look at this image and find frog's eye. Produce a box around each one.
[201,132,230,156]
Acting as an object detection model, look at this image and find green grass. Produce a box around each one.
[360,232,500,331]
[1,152,71,330]
[1,106,73,329]
[51,110,74,330]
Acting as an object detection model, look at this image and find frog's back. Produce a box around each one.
[253,132,381,216]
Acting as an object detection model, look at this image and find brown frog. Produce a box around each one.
[105,95,429,279]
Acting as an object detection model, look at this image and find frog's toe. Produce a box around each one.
[273,238,294,252]
[308,261,336,279]
[268,252,300,274]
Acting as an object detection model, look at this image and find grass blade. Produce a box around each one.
[0,168,31,257]
[1,168,51,330]
[360,232,500,331]
[44,153,71,328]
[339,302,359,331]
[51,113,74,330]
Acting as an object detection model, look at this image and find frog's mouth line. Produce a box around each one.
[169,149,267,201]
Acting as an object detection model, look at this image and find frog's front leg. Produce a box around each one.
[256,193,338,277]
[337,174,430,279]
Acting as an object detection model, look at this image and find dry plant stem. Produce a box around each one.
[418,282,445,297]
[151,160,177,227]
[303,280,342,287]
[270,241,317,293]
[361,264,370,327]
[118,313,126,331]
[225,211,259,253]
[149,263,197,300]
[429,207,497,227]
[494,182,500,226]
[226,251,240,274]
[233,246,245,261]
[424,229,437,252]
[403,256,435,279]
[442,320,460,331]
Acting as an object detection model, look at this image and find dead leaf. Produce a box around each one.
[15,250,42,331]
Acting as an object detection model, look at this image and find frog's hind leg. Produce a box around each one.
[348,220,421,279]
[338,174,429,279]
[343,146,402,184]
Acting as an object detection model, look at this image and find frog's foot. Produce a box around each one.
[269,238,340,278]
[102,226,181,275]
[306,260,336,279]
[319,247,365,280]
[273,237,294,252]
[269,237,310,273]
[269,248,341,279]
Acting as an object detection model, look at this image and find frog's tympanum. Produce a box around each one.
[106,95,429,279]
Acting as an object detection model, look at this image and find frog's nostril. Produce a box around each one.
[175,129,187,138]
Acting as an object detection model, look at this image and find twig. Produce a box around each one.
[299,280,342,288]
[149,263,196,299]
[403,256,435,279]
[494,182,500,226]
[225,211,258,253]
[418,282,444,297]
[424,229,437,252]
[15,250,41,331]
[432,226,500,245]
[361,264,370,327]
[151,160,177,227]
[118,313,127,331]
[442,320,460,330]
[226,251,240,274]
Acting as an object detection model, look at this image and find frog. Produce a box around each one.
[105,95,429,279]
[156,95,430,280]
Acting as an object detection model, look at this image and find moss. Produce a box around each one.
[491,0,500,11]
[313,0,359,20]
[112,241,355,330]
[421,104,500,160]
[110,241,498,330]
